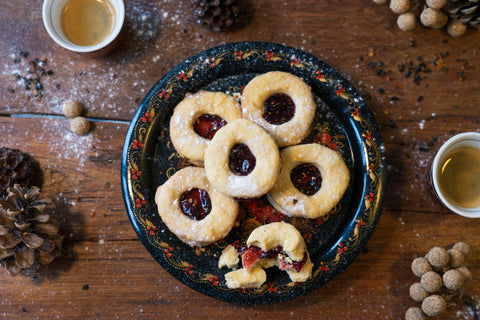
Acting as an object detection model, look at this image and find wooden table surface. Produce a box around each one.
[1,0,480,319]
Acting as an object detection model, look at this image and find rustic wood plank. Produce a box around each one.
[1,0,480,319]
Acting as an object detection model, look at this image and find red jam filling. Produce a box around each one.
[229,143,256,176]
[290,163,322,196]
[194,114,227,140]
[241,245,307,272]
[263,93,296,125]
[179,188,212,221]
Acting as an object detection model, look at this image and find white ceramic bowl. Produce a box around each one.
[431,132,480,218]
[42,0,125,53]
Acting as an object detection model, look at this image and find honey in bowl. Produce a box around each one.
[61,0,115,47]
[437,146,480,208]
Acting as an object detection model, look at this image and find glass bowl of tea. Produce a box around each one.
[42,0,124,53]
[432,132,480,218]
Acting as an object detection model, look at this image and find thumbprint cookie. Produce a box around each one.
[204,119,280,198]
[241,222,313,283]
[268,143,350,219]
[241,71,316,147]
[154,166,238,247]
[170,91,242,166]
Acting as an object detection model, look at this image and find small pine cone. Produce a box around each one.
[0,148,37,196]
[446,0,480,28]
[191,0,242,32]
[0,184,63,275]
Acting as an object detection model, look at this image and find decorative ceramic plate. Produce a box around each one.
[121,42,386,304]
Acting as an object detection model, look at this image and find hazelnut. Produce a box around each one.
[390,0,410,14]
[447,19,467,37]
[420,8,448,29]
[421,271,442,293]
[70,116,91,135]
[409,282,429,302]
[397,12,416,31]
[62,99,83,118]
[411,257,432,277]
[426,0,446,9]
[426,246,449,268]
[452,242,471,256]
[456,266,472,282]
[443,269,464,291]
[447,248,465,268]
[405,307,426,320]
[421,295,446,317]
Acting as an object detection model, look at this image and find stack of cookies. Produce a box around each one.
[155,71,350,288]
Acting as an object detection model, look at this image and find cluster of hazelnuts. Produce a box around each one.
[405,242,473,320]
[373,0,468,37]
[62,99,92,135]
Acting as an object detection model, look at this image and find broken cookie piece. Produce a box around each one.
[224,222,313,289]
[218,244,240,269]
[225,266,267,289]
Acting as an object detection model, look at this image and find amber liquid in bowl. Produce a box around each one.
[61,0,115,47]
[437,146,480,208]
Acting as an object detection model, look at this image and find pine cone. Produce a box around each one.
[0,184,63,275]
[446,0,480,28]
[191,0,242,32]
[0,147,36,196]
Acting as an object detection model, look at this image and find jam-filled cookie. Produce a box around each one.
[204,119,281,198]
[154,166,238,247]
[170,90,242,166]
[241,221,313,283]
[241,71,316,147]
[268,143,350,219]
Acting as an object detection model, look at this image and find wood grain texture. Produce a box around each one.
[1,0,480,319]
